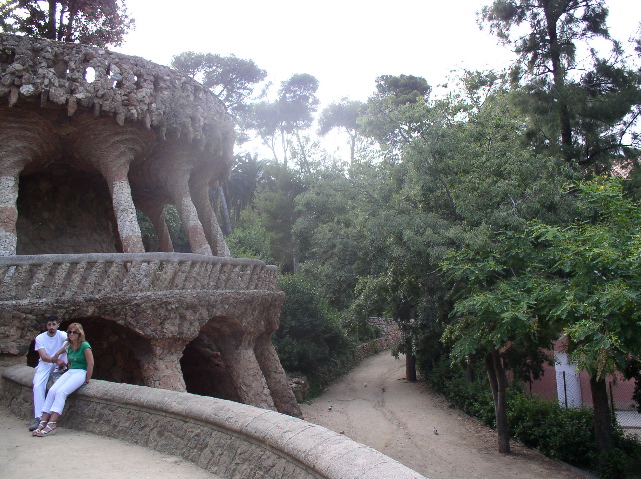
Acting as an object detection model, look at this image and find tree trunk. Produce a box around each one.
[217,186,232,236]
[405,346,417,382]
[349,132,356,168]
[543,3,573,162]
[465,360,474,382]
[485,350,510,453]
[47,0,57,39]
[590,376,615,457]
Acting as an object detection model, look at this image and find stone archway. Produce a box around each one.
[58,317,145,386]
[180,321,240,402]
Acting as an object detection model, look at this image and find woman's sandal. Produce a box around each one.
[31,420,47,436]
[34,421,57,437]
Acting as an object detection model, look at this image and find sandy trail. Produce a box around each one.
[300,351,588,479]
[0,406,218,479]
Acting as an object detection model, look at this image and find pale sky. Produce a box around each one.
[115,0,640,107]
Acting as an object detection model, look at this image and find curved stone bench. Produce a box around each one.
[1,365,427,479]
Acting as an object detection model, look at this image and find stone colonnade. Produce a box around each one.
[0,108,231,257]
[0,33,235,257]
[0,34,302,417]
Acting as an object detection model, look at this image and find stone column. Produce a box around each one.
[0,175,19,256]
[0,108,60,255]
[172,173,212,256]
[137,338,188,391]
[104,168,145,253]
[190,176,230,257]
[70,121,153,253]
[137,201,174,252]
[255,333,302,418]
[218,332,276,411]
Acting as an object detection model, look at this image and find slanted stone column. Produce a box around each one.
[172,173,212,256]
[255,333,302,418]
[0,175,19,256]
[108,174,145,253]
[218,332,276,411]
[137,200,174,252]
[190,175,230,257]
[70,121,153,253]
[137,338,188,391]
[0,108,60,255]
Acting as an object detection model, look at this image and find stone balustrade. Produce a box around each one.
[2,366,427,479]
[0,253,278,301]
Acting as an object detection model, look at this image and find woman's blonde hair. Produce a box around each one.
[66,323,86,350]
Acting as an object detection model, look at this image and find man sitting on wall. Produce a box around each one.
[29,316,67,431]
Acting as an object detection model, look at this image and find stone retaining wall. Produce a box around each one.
[2,365,426,479]
[354,318,402,361]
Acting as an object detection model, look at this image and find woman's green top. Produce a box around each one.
[67,341,91,370]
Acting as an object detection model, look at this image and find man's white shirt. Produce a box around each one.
[35,330,68,365]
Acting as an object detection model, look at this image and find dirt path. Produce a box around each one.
[0,405,218,479]
[300,351,589,479]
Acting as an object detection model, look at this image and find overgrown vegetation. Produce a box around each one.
[427,355,641,479]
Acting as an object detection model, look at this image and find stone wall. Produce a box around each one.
[16,169,118,254]
[0,33,231,140]
[2,365,427,479]
[354,317,402,361]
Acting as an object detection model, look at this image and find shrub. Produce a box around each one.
[274,274,352,378]
[507,393,596,465]
[424,354,641,477]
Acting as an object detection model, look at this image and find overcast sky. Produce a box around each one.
[114,0,640,107]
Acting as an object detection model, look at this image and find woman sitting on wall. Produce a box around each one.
[32,322,94,437]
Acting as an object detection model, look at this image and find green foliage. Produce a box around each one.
[224,154,263,223]
[427,355,641,477]
[507,393,597,464]
[427,356,497,426]
[226,216,273,262]
[274,274,351,378]
[480,0,641,166]
[527,177,641,379]
[134,205,188,252]
[251,161,307,271]
[374,74,431,106]
[171,51,266,118]
[163,204,189,252]
[248,73,320,165]
[0,0,134,47]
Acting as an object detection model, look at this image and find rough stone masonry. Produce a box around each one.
[0,33,301,418]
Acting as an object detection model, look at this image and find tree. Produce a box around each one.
[360,74,433,156]
[318,99,365,167]
[249,73,319,168]
[444,176,641,461]
[274,273,350,377]
[415,85,575,454]
[223,153,263,223]
[526,177,641,459]
[171,51,266,118]
[441,234,557,453]
[374,74,431,106]
[171,52,267,239]
[250,161,307,272]
[480,0,641,167]
[480,0,610,161]
[0,0,134,47]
